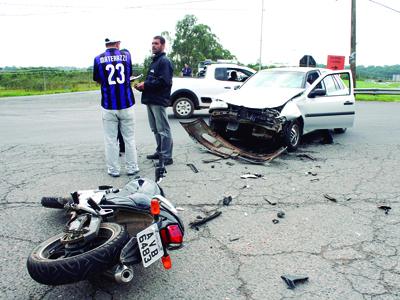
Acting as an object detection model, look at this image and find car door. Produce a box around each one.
[298,71,355,133]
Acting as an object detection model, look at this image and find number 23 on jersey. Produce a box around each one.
[106,63,125,85]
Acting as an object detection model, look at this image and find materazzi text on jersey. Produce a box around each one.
[100,55,127,64]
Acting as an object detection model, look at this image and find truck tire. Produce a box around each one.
[334,128,347,134]
[27,223,128,285]
[173,97,194,118]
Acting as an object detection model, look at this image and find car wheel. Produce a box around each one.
[283,120,301,152]
[173,97,194,119]
[334,128,347,134]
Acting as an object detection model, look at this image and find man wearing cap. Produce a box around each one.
[134,35,174,167]
[93,38,139,177]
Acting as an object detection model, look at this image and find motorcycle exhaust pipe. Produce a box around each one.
[104,264,134,283]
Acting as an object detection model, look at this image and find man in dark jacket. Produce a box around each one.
[135,36,174,166]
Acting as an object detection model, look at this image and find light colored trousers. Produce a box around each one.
[102,106,138,175]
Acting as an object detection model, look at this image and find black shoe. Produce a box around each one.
[164,158,173,166]
[146,153,159,160]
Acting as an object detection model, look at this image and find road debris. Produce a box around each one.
[240,173,263,179]
[296,154,316,161]
[189,211,222,230]
[281,274,309,289]
[324,194,337,202]
[202,157,224,163]
[187,163,199,173]
[378,205,392,215]
[277,211,285,218]
[229,237,241,242]
[222,196,233,206]
[264,197,277,206]
[176,207,185,211]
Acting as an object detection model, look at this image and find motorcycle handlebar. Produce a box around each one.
[41,197,71,209]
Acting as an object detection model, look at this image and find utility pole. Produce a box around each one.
[350,0,356,87]
[258,0,264,71]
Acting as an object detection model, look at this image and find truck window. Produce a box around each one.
[214,68,228,81]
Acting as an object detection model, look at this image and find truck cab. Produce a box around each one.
[170,63,255,118]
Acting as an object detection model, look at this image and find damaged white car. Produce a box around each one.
[209,67,355,151]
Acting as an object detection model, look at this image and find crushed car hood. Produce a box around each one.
[218,87,304,109]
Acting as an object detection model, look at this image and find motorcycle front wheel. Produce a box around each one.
[27,223,128,285]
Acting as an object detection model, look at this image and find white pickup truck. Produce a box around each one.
[170,64,256,118]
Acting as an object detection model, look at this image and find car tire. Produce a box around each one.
[283,120,302,152]
[173,97,194,119]
[334,128,347,134]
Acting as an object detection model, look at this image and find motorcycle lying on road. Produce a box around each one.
[27,166,184,286]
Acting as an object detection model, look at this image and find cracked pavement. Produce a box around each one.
[0,92,399,299]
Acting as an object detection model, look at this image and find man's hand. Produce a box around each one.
[134,82,145,91]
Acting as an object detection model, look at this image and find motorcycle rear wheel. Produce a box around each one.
[27,223,128,285]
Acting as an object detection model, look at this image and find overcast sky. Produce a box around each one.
[0,0,399,68]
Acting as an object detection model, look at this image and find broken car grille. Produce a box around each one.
[212,104,282,130]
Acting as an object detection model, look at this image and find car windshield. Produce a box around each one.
[242,71,306,89]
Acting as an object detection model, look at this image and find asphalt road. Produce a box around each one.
[0,92,399,300]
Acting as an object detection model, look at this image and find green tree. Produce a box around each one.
[169,15,235,75]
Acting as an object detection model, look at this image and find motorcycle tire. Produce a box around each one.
[27,223,128,285]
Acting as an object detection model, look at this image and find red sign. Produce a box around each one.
[327,55,345,70]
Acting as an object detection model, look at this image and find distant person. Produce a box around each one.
[229,71,238,81]
[181,63,192,77]
[93,37,139,177]
[134,35,173,167]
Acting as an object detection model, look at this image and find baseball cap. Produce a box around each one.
[105,38,120,44]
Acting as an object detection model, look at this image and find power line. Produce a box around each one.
[0,0,217,10]
[0,2,101,9]
[126,0,218,9]
[0,0,250,17]
[368,0,400,14]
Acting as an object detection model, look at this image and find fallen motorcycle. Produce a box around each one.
[26,169,184,286]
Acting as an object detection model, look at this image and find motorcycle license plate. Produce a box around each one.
[137,224,164,268]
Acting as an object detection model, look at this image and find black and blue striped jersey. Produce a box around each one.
[93,48,135,110]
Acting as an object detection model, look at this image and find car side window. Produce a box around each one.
[322,75,337,96]
[305,72,319,87]
[314,74,350,97]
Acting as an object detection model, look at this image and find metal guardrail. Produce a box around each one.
[354,88,400,95]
